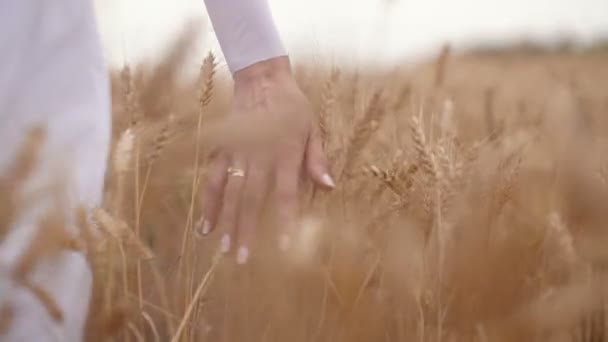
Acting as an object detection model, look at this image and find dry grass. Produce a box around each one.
[2,30,608,341]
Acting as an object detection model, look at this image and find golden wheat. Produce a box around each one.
[97,45,608,341]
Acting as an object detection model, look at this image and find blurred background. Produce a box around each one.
[95,0,608,72]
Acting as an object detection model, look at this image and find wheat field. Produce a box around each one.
[3,29,608,341]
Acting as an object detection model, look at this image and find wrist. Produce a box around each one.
[233,56,293,92]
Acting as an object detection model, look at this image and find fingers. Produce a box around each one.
[197,128,329,263]
[196,154,230,237]
[234,157,270,264]
[198,153,268,265]
[217,158,247,254]
[305,127,335,189]
[274,156,302,252]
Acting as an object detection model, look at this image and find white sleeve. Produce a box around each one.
[203,0,287,74]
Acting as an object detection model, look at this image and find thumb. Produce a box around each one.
[305,129,335,190]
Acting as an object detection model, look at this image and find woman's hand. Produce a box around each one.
[197,56,335,264]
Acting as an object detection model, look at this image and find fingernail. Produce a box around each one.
[194,217,211,238]
[202,220,211,235]
[321,173,336,188]
[236,246,249,265]
[279,234,291,252]
[220,234,231,253]
[194,217,204,238]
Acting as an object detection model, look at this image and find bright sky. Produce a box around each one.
[95,0,608,69]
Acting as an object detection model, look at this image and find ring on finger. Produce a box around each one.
[227,166,245,177]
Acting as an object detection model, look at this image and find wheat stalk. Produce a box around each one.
[111,128,134,216]
[146,114,176,167]
[21,279,63,323]
[13,209,71,280]
[178,51,218,316]
[318,67,341,149]
[199,52,217,108]
[141,311,161,342]
[92,208,153,260]
[0,127,46,239]
[410,115,442,185]
[121,65,142,128]
[363,164,402,199]
[495,153,522,215]
[171,253,221,342]
[342,89,387,177]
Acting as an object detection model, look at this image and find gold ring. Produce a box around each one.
[227,167,245,177]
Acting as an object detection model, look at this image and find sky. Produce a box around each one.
[95,0,608,70]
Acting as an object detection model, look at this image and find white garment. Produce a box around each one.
[0,0,110,340]
[0,0,284,340]
[204,0,287,73]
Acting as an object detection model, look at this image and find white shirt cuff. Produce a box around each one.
[204,0,287,74]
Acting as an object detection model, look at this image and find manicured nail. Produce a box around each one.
[220,234,231,253]
[194,217,211,238]
[236,246,249,264]
[202,220,211,235]
[279,234,291,252]
[194,217,204,238]
[321,173,336,188]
